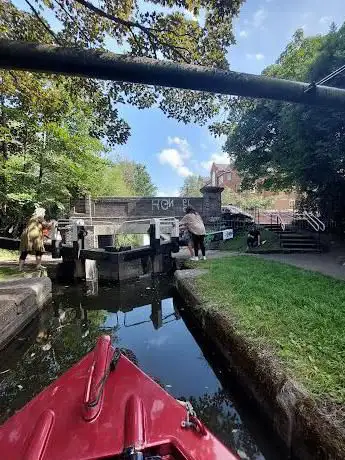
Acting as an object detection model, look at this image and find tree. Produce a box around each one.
[223,25,345,226]
[0,76,157,233]
[0,0,244,132]
[179,175,205,197]
[121,161,157,197]
[94,162,134,197]
[1,99,108,232]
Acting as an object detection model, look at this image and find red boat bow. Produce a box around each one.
[0,336,238,460]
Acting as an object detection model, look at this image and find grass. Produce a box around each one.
[219,229,281,252]
[190,256,345,403]
[0,266,23,281]
[0,250,20,280]
[0,249,18,261]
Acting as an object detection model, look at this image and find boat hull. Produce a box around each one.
[0,336,237,459]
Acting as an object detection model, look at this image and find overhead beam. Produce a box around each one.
[1,39,345,109]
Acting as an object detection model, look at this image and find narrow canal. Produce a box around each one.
[0,276,287,460]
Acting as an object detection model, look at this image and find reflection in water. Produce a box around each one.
[0,277,278,459]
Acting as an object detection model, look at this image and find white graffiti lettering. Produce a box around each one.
[182,198,190,212]
[152,199,160,210]
[151,198,174,211]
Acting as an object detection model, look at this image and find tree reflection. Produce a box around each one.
[0,304,111,423]
[189,389,265,460]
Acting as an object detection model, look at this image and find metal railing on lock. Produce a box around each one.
[115,217,179,245]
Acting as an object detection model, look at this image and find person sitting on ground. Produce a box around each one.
[180,206,206,261]
[18,207,51,271]
[247,225,261,250]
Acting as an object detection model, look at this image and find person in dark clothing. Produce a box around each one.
[247,226,261,250]
[77,226,88,249]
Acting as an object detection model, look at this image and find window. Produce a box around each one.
[218,175,224,185]
[211,171,216,186]
[289,199,295,208]
[227,172,232,181]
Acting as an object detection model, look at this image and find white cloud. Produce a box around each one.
[319,16,333,25]
[158,148,184,169]
[167,136,191,158]
[246,53,265,61]
[201,152,230,171]
[158,138,194,177]
[178,165,194,177]
[239,30,248,38]
[252,8,267,28]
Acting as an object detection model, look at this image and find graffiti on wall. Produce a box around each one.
[151,198,191,212]
[151,198,174,211]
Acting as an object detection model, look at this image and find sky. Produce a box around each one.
[114,0,345,196]
[13,0,345,196]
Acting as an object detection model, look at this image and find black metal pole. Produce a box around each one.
[2,39,345,109]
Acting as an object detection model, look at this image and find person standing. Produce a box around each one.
[18,207,51,271]
[180,206,206,261]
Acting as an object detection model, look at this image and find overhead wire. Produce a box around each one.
[316,64,345,86]
[304,63,345,92]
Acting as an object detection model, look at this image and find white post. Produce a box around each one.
[172,218,179,238]
[71,220,78,243]
[154,218,160,240]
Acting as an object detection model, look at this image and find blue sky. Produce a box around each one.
[114,0,345,196]
[13,0,345,196]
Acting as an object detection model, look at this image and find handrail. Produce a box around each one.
[309,213,326,231]
[276,213,286,231]
[303,211,320,232]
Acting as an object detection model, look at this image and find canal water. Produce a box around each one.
[0,276,286,459]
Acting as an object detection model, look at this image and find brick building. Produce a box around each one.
[208,162,296,211]
[210,163,242,191]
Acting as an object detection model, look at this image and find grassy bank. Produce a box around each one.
[0,249,18,261]
[0,266,22,281]
[219,229,280,252]
[190,256,345,403]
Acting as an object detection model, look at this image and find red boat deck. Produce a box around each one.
[0,336,238,460]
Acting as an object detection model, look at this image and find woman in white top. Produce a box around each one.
[180,206,206,261]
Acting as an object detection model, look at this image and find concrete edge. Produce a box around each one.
[0,276,52,350]
[174,269,345,460]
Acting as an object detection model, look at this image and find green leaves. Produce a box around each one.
[1,0,245,132]
[180,175,204,197]
[224,23,345,225]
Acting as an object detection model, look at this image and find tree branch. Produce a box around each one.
[24,0,62,45]
[73,0,192,63]
[74,0,152,35]
[53,0,90,43]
